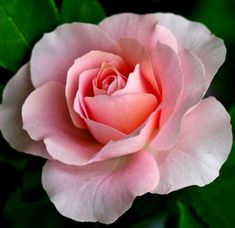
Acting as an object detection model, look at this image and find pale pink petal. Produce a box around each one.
[85,93,157,134]
[101,13,178,53]
[151,49,207,150]
[22,82,102,165]
[116,39,159,96]
[30,23,115,88]
[100,13,225,87]
[193,36,226,88]
[66,51,125,128]
[0,64,50,159]
[155,13,211,51]
[155,13,226,85]
[91,103,164,162]
[84,118,126,144]
[99,13,157,48]
[73,68,98,119]
[151,42,182,126]
[113,64,146,96]
[152,97,232,194]
[151,24,178,52]
[42,152,159,224]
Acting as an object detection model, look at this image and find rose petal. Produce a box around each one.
[100,13,157,48]
[42,151,159,224]
[22,82,102,165]
[91,103,164,162]
[31,23,115,88]
[155,13,226,85]
[66,51,126,128]
[151,42,182,126]
[74,68,99,119]
[193,36,226,88]
[85,93,158,134]
[151,24,178,52]
[152,97,232,194]
[113,64,146,96]
[151,49,207,150]
[100,13,178,53]
[0,64,49,159]
[84,118,126,145]
[116,39,159,96]
[155,13,211,51]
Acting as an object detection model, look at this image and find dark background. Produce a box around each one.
[0,0,234,227]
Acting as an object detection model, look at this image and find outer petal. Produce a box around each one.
[99,13,158,48]
[152,97,232,194]
[100,13,177,52]
[22,82,102,165]
[100,13,226,86]
[42,152,159,224]
[152,49,207,150]
[193,36,226,88]
[0,64,49,159]
[30,23,115,88]
[154,13,211,51]
[155,13,226,85]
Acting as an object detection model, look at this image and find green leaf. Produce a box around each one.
[187,166,235,228]
[178,203,203,228]
[190,0,235,42]
[60,0,106,24]
[128,215,166,228]
[3,188,63,228]
[0,0,59,72]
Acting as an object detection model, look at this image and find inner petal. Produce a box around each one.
[85,93,158,134]
[93,62,127,95]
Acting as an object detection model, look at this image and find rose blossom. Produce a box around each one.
[0,13,232,224]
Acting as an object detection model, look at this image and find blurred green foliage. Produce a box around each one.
[60,0,106,24]
[178,203,202,228]
[0,0,59,72]
[0,0,234,227]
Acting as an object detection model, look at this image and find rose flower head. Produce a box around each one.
[0,13,232,224]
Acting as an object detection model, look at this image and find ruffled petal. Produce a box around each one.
[0,64,49,159]
[152,49,207,150]
[116,39,159,95]
[22,81,102,165]
[155,13,211,51]
[42,151,159,224]
[152,97,232,194]
[73,68,98,120]
[31,23,115,88]
[113,64,146,96]
[66,51,125,128]
[193,36,226,88]
[154,13,226,85]
[100,13,157,48]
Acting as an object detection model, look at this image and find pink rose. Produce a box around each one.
[0,13,232,224]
